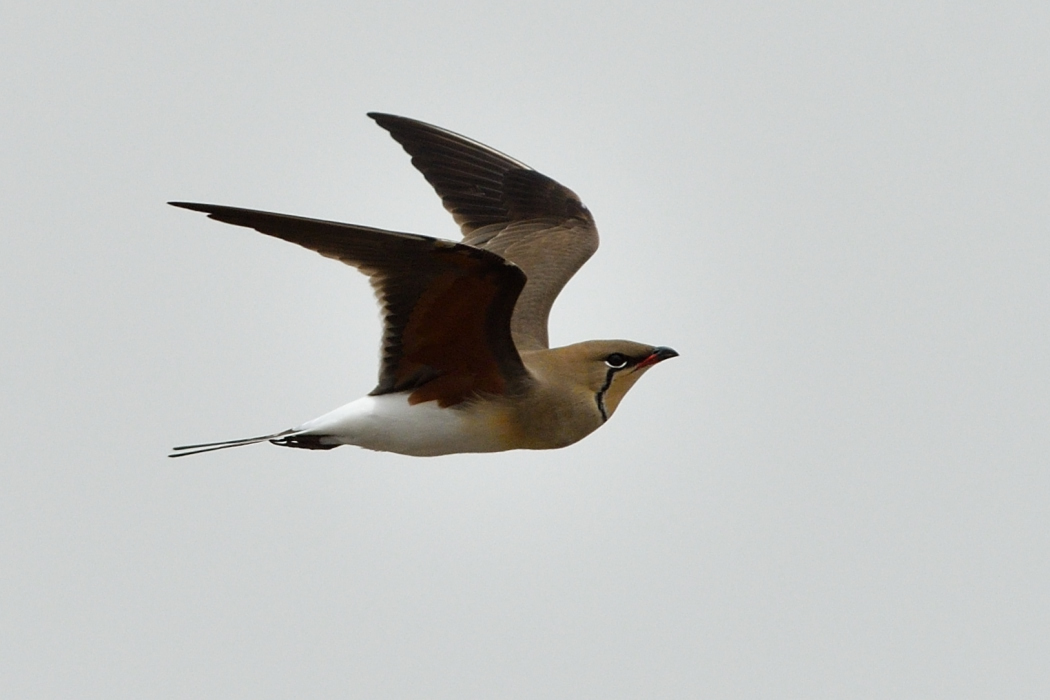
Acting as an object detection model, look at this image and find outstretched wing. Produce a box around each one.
[368,113,600,351]
[170,202,532,406]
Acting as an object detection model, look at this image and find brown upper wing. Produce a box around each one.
[368,113,600,350]
[170,202,531,406]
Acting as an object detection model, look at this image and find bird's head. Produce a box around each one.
[549,340,679,422]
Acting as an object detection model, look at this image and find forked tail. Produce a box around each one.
[168,429,339,457]
[169,430,291,458]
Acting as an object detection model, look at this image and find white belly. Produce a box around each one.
[291,394,509,456]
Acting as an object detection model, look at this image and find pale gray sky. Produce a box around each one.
[2,2,1048,698]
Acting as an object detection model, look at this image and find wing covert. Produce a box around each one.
[368,113,600,350]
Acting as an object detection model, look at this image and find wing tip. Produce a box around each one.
[168,201,211,213]
[367,112,409,130]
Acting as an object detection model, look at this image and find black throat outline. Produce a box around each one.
[595,367,619,422]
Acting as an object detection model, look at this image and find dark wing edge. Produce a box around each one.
[367,113,595,235]
[169,201,531,402]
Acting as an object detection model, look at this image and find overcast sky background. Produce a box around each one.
[2,2,1048,698]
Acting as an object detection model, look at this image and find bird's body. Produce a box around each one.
[281,394,511,457]
[170,114,676,458]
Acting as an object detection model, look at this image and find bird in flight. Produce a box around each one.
[169,113,677,458]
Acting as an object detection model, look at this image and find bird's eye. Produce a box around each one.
[604,353,629,369]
